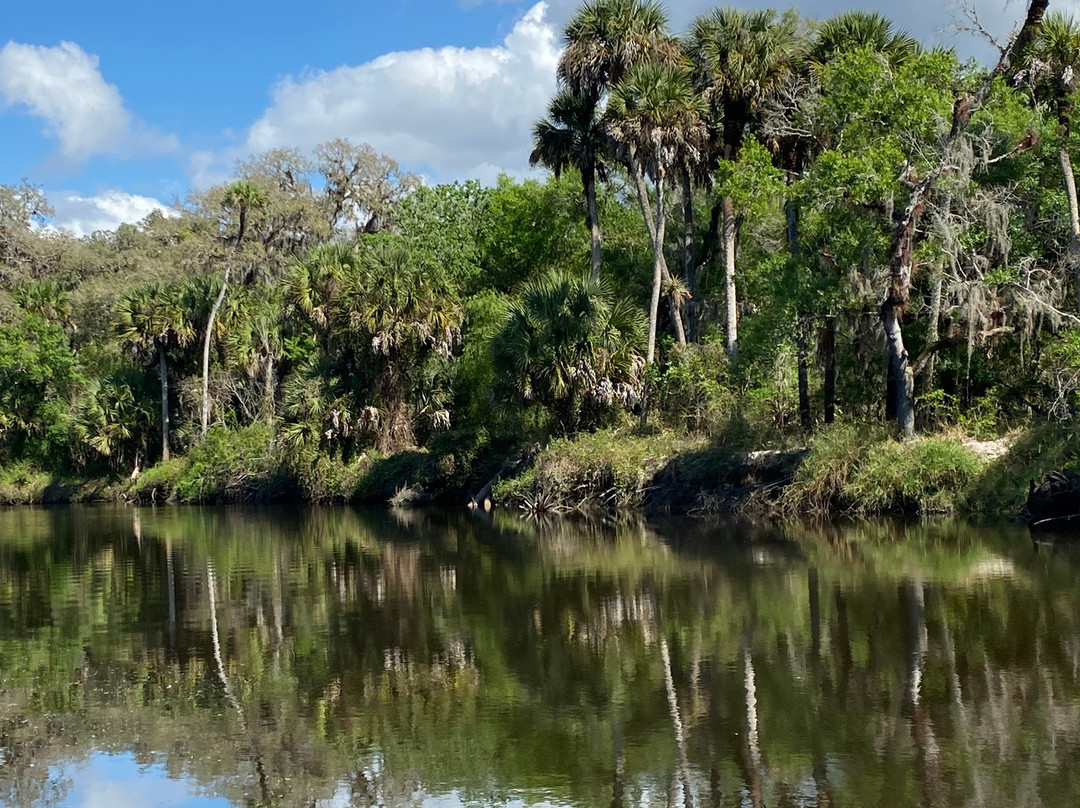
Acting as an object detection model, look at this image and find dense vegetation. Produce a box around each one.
[2,0,1080,511]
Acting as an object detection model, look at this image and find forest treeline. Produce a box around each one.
[0,0,1078,507]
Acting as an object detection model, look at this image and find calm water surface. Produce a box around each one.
[0,507,1074,808]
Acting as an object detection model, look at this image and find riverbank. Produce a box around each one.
[1,422,1074,516]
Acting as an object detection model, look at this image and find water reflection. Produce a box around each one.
[0,508,1074,808]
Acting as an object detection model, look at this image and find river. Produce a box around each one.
[0,506,1074,808]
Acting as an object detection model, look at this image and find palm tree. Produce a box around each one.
[531,89,611,279]
[688,7,801,357]
[807,11,919,71]
[559,0,678,104]
[11,280,72,330]
[223,285,284,425]
[608,61,706,364]
[493,269,644,431]
[284,240,461,454]
[116,283,194,462]
[201,180,267,439]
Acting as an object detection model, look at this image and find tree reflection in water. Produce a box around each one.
[0,507,1074,808]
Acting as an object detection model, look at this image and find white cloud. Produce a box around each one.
[0,40,177,162]
[48,190,171,236]
[240,2,559,182]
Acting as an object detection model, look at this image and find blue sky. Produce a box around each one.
[0,0,1042,234]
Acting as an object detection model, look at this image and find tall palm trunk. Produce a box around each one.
[158,345,171,461]
[584,165,603,280]
[1060,149,1080,313]
[682,169,697,342]
[201,267,231,439]
[263,334,276,425]
[629,157,672,364]
[723,195,738,358]
[649,169,668,365]
[201,211,247,439]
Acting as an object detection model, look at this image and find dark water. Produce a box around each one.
[0,507,1075,808]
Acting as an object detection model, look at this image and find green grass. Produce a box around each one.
[966,424,1080,514]
[129,458,188,503]
[0,462,120,505]
[494,429,715,511]
[783,424,983,515]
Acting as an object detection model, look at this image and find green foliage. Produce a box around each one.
[172,425,287,503]
[784,424,982,515]
[282,239,462,454]
[494,429,702,510]
[844,438,982,514]
[2,20,1080,518]
[0,312,82,466]
[493,270,645,432]
[783,422,882,513]
[130,457,189,503]
[398,181,489,289]
[651,341,734,433]
[479,175,592,291]
[967,425,1080,514]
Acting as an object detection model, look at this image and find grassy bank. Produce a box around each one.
[0,462,125,505]
[3,421,1074,517]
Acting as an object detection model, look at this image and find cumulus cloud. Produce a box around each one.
[48,190,171,237]
[0,40,176,162]
[241,2,559,182]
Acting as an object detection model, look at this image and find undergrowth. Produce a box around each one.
[783,424,983,515]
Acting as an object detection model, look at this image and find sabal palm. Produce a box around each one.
[808,11,919,72]
[346,240,460,361]
[116,283,194,461]
[283,242,362,330]
[285,240,460,453]
[688,7,800,357]
[493,270,644,431]
[609,61,706,364]
[1026,12,1080,134]
[688,7,801,159]
[201,179,268,438]
[559,0,677,103]
[531,89,611,278]
[12,280,72,329]
[222,285,284,424]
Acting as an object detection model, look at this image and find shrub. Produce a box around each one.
[967,424,1080,513]
[652,342,734,435]
[173,425,288,503]
[784,425,981,515]
[494,429,702,511]
[130,458,188,503]
[782,423,881,514]
[844,438,981,514]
